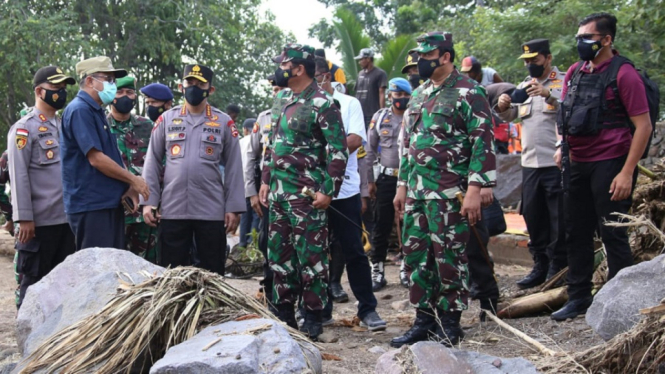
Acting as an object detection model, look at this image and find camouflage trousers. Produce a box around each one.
[268,198,329,311]
[126,222,158,264]
[403,198,470,312]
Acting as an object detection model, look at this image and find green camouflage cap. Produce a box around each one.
[411,32,454,54]
[116,76,136,90]
[272,43,315,63]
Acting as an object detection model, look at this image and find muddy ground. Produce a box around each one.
[0,243,605,373]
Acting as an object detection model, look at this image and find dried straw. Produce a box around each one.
[19,267,319,374]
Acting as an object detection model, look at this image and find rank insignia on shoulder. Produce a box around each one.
[38,114,47,122]
[205,121,220,127]
[549,71,557,79]
[172,119,183,125]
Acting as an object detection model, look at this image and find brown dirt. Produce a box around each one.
[0,252,605,372]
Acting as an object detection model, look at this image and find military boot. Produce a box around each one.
[431,310,465,347]
[300,310,323,341]
[276,303,298,330]
[516,254,549,289]
[479,298,498,322]
[390,308,436,348]
[371,261,387,291]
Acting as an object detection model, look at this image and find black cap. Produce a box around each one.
[518,39,550,59]
[401,52,420,74]
[267,74,277,86]
[242,118,256,130]
[315,49,326,59]
[183,64,214,83]
[32,66,76,88]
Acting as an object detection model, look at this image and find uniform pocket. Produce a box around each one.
[518,97,533,119]
[16,238,40,277]
[199,133,222,161]
[166,132,186,159]
[379,125,395,148]
[38,137,60,165]
[429,104,455,136]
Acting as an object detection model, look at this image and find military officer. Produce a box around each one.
[245,75,283,310]
[391,32,496,348]
[259,43,348,340]
[140,83,174,122]
[366,77,411,291]
[8,66,77,308]
[107,76,158,262]
[141,64,245,275]
[402,52,425,90]
[496,39,568,289]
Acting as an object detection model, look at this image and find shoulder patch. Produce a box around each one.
[15,128,28,150]
[227,120,239,138]
[152,116,163,132]
[252,122,259,133]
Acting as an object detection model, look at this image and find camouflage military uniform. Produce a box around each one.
[262,52,348,311]
[107,113,158,262]
[399,34,496,313]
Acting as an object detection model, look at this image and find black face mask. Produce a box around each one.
[392,97,410,110]
[527,63,545,78]
[577,39,603,61]
[147,105,166,122]
[184,85,209,106]
[41,88,67,110]
[417,57,441,79]
[274,67,292,88]
[408,74,424,90]
[112,96,135,114]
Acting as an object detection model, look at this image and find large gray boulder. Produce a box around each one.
[375,342,473,374]
[150,318,321,374]
[16,248,164,356]
[495,154,522,208]
[587,253,665,341]
[451,350,541,374]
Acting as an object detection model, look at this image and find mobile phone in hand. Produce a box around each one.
[122,196,135,212]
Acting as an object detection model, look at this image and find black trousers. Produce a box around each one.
[565,156,636,300]
[16,223,76,307]
[67,206,125,251]
[466,219,499,300]
[521,166,567,269]
[160,219,227,276]
[258,205,273,288]
[370,174,397,264]
[324,194,377,319]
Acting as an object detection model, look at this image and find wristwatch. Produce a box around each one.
[555,140,563,148]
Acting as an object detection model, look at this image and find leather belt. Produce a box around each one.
[380,166,399,177]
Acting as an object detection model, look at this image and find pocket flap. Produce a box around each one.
[38,138,58,149]
[201,133,222,144]
[167,132,187,141]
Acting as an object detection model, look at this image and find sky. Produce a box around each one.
[259,0,343,65]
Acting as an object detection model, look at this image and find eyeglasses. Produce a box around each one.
[92,74,116,83]
[575,33,606,42]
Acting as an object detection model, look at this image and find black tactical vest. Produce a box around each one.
[559,60,630,136]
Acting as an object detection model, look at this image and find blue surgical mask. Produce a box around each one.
[93,78,118,105]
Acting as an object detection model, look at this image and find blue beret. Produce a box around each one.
[140,83,173,101]
[389,78,412,95]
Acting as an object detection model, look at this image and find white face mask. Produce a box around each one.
[331,82,345,94]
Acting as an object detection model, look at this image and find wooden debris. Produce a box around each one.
[201,338,222,351]
[321,353,342,361]
[483,312,561,357]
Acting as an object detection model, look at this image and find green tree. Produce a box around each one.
[375,35,417,80]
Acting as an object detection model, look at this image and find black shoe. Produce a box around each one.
[390,308,436,348]
[399,261,409,288]
[371,261,387,291]
[359,311,387,331]
[276,303,298,330]
[330,283,349,303]
[431,310,465,347]
[300,311,323,341]
[479,298,498,322]
[516,255,549,289]
[551,296,593,321]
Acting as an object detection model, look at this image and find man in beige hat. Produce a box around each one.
[61,56,149,251]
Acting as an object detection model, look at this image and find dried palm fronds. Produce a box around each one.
[20,267,318,374]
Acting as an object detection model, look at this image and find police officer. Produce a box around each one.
[366,77,411,291]
[140,83,174,122]
[259,44,348,340]
[496,39,568,289]
[107,76,158,262]
[142,64,245,275]
[391,32,496,348]
[8,66,77,308]
[402,52,425,90]
[245,75,283,310]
